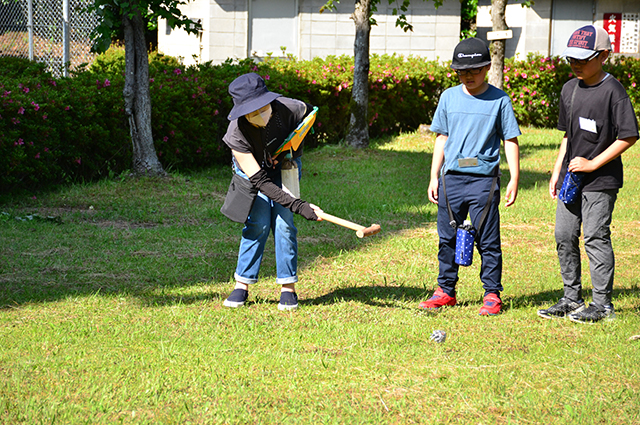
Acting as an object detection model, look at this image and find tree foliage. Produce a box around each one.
[322,0,444,32]
[461,0,478,39]
[88,0,197,54]
[488,0,533,90]
[321,0,442,148]
[86,0,201,176]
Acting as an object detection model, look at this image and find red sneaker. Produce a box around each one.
[419,287,456,309]
[479,293,502,316]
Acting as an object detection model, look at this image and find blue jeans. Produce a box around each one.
[233,157,302,285]
[437,173,502,297]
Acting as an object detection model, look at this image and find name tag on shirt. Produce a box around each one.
[458,157,478,168]
[579,117,597,134]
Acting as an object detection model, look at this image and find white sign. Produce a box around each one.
[487,30,513,41]
[621,13,639,54]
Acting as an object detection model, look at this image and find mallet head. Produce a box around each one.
[356,224,381,238]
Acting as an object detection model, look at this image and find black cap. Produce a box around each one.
[451,38,491,70]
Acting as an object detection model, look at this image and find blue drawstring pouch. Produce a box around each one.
[455,221,476,267]
[558,171,584,205]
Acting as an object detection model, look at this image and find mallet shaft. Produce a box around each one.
[316,211,381,238]
[316,212,364,232]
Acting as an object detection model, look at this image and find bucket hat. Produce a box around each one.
[227,73,282,120]
[451,38,491,70]
[562,25,611,59]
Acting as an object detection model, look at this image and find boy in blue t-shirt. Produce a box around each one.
[419,38,521,315]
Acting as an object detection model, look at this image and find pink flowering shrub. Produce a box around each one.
[0,57,126,190]
[250,54,456,139]
[606,55,640,115]
[2,50,640,192]
[502,54,571,127]
[147,57,255,170]
[503,53,640,127]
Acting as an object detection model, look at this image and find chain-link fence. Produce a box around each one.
[0,0,99,77]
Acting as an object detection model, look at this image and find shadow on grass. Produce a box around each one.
[123,277,640,313]
[0,264,236,310]
[519,141,560,160]
[504,284,640,312]
[304,285,430,308]
[1,134,631,311]
[3,272,639,314]
[297,283,640,313]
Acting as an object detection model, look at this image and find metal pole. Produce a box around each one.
[28,0,33,60]
[547,0,554,57]
[63,0,70,77]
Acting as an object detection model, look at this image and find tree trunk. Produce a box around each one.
[346,0,371,149]
[488,0,507,90]
[122,9,164,176]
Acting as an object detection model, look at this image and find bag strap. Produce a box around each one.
[566,81,579,160]
[441,165,499,239]
[440,166,457,229]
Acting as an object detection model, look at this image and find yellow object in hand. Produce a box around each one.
[274,106,318,156]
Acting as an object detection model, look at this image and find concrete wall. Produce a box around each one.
[207,0,250,62]
[476,0,640,59]
[157,0,209,64]
[158,0,461,66]
[158,0,640,66]
[476,0,553,58]
[298,0,460,61]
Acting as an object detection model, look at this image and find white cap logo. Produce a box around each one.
[457,53,483,59]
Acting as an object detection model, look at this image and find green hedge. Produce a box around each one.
[2,51,640,192]
[503,53,640,127]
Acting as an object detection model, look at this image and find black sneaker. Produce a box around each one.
[223,289,248,308]
[537,297,585,319]
[278,291,298,311]
[569,303,615,324]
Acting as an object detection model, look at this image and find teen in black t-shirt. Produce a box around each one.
[538,25,638,323]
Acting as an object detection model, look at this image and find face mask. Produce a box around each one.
[246,105,272,127]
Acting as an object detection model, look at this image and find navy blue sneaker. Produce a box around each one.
[278,292,298,311]
[223,289,248,308]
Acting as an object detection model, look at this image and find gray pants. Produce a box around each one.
[555,190,617,307]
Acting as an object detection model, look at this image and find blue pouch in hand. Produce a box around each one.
[558,171,584,205]
[455,220,476,267]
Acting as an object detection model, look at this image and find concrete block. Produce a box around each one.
[309,35,337,50]
[336,20,354,35]
[334,48,352,57]
[209,18,237,33]
[386,35,411,50]
[336,34,353,50]
[312,11,341,22]
[311,20,337,35]
[411,35,436,51]
[311,48,336,58]
[370,35,387,50]
[234,32,246,48]
[411,21,436,37]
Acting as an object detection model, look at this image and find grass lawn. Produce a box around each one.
[1,128,639,424]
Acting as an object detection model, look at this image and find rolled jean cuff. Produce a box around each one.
[276,276,298,285]
[234,273,258,285]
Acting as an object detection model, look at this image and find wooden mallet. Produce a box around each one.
[316,211,381,238]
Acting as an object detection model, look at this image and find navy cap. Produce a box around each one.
[227,73,281,121]
[562,25,612,59]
